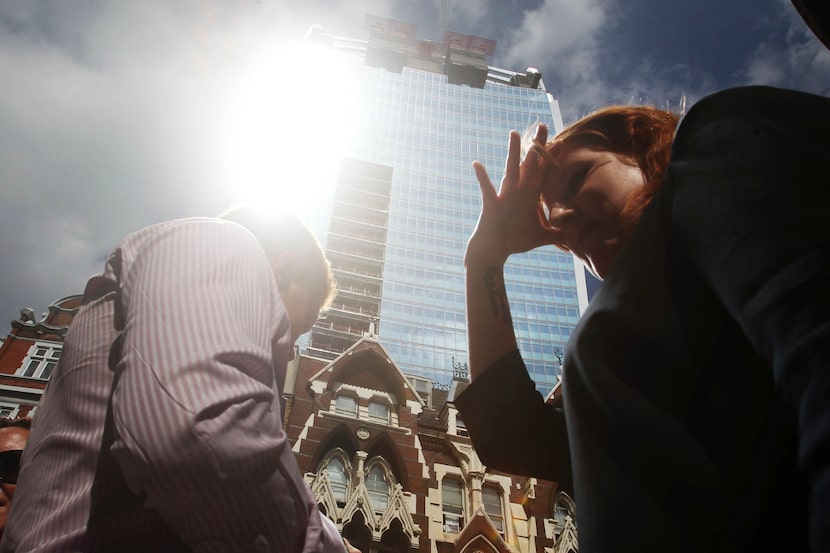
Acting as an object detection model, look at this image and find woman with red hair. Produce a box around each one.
[456,85,830,552]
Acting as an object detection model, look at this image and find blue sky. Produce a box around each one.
[1,0,828,325]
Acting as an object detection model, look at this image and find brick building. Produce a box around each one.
[0,295,81,419]
[285,327,577,553]
[0,300,578,552]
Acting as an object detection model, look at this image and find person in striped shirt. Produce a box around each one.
[3,208,352,553]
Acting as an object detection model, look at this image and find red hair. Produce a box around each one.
[548,106,680,224]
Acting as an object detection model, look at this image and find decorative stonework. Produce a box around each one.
[309,456,421,548]
[356,427,371,440]
[554,516,578,553]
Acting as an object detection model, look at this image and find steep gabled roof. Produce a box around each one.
[307,332,423,406]
[455,506,511,553]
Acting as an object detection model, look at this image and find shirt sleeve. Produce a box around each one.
[454,349,571,487]
[108,219,342,553]
[667,87,830,552]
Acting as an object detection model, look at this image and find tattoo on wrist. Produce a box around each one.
[484,267,512,326]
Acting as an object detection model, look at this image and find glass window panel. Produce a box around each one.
[442,478,464,533]
[482,486,504,534]
[327,457,348,504]
[367,401,389,422]
[335,395,357,417]
[23,360,39,377]
[41,362,57,380]
[366,465,389,512]
[18,343,62,380]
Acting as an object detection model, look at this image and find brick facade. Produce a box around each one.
[0,298,578,552]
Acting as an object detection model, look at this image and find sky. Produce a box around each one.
[1,0,828,327]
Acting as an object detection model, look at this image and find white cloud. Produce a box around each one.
[502,0,607,68]
[496,0,616,121]
[495,0,723,122]
[0,0,823,320]
[741,0,830,96]
[450,0,490,28]
[0,0,386,318]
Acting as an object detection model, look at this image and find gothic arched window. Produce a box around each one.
[366,463,390,512]
[327,456,349,506]
[552,492,576,536]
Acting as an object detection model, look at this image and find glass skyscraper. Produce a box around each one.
[304,20,587,394]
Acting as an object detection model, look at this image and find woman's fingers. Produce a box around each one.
[498,124,553,193]
[473,161,497,204]
[518,149,544,191]
[475,124,555,208]
[517,124,550,191]
[500,130,522,193]
[468,125,569,256]
[534,123,548,148]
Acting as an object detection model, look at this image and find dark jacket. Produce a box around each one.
[457,86,830,552]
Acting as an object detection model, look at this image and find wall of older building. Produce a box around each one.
[285,339,577,553]
[0,295,80,418]
[0,298,578,552]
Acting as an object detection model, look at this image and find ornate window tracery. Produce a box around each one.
[366,463,390,512]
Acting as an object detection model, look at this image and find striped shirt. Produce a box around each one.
[3,218,345,553]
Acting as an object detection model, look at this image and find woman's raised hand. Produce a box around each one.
[466,124,563,266]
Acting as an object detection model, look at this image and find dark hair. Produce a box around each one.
[0,418,31,430]
[219,205,336,312]
[550,106,680,224]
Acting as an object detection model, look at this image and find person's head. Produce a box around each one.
[220,206,336,346]
[538,106,679,278]
[0,418,31,539]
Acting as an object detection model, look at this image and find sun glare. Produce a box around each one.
[221,40,360,217]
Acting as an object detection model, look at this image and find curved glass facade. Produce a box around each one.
[306,40,584,395]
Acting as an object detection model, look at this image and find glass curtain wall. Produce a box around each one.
[306,44,581,394]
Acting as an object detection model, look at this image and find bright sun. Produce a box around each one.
[221,39,359,217]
